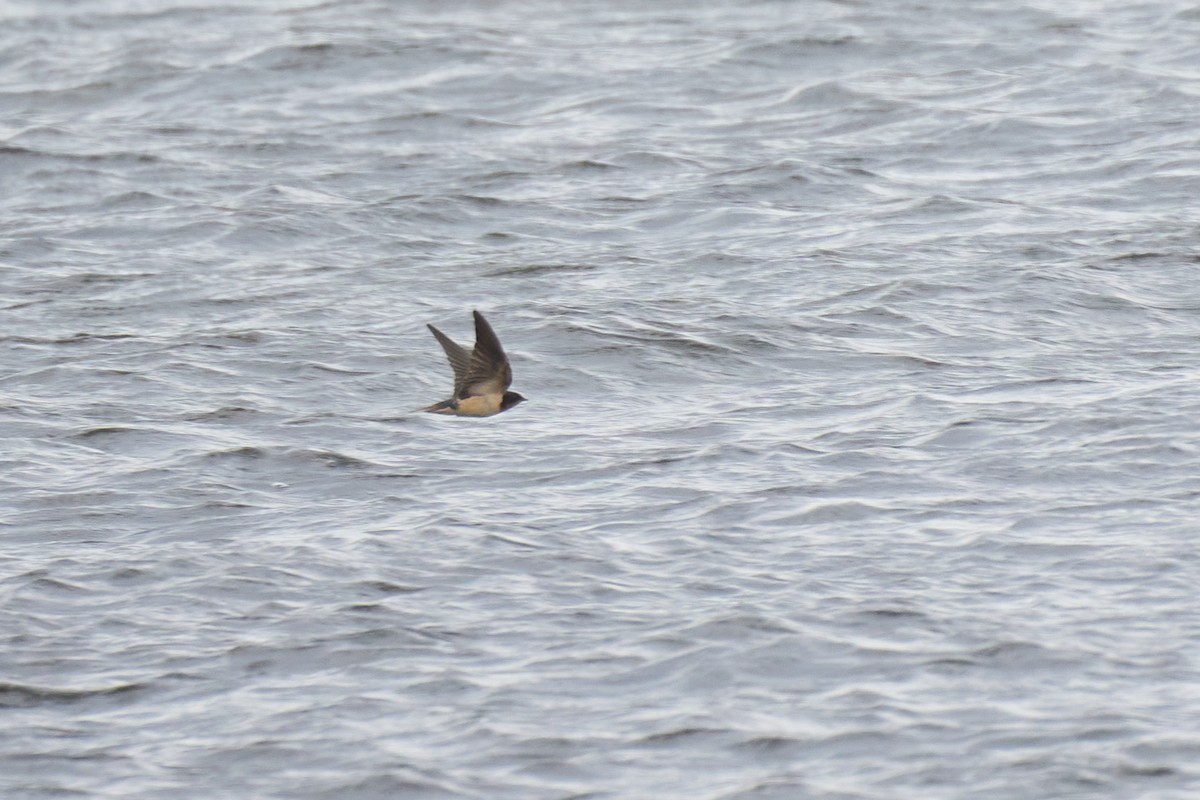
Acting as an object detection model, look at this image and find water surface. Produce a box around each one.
[3,1,1200,798]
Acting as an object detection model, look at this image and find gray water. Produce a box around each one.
[3,1,1200,798]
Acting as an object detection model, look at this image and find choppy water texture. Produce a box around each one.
[4,0,1200,797]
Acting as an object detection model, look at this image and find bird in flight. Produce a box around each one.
[424,310,526,417]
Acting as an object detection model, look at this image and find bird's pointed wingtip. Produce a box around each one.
[472,309,497,335]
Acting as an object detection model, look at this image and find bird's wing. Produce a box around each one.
[460,310,513,398]
[427,323,472,395]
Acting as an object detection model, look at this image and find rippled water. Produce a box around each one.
[4,1,1200,797]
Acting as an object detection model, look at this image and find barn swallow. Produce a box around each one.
[424,310,526,417]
